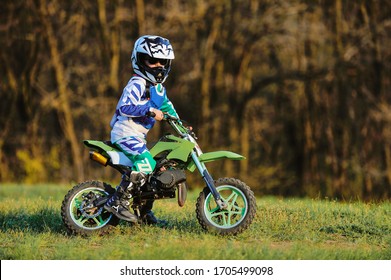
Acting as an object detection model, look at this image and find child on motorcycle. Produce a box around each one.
[104,35,180,225]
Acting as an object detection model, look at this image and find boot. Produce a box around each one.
[104,189,138,223]
[104,171,147,223]
[141,200,168,227]
[129,171,148,187]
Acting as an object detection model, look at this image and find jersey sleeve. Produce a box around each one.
[118,79,151,117]
[160,96,179,118]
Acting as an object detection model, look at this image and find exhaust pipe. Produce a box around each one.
[89,151,109,166]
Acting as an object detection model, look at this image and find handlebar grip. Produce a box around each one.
[147,111,180,122]
[146,111,156,118]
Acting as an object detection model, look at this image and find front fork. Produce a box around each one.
[191,152,228,209]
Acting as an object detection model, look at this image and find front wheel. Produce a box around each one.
[196,177,256,235]
[61,180,119,236]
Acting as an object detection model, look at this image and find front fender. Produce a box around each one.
[187,151,245,172]
[199,151,245,162]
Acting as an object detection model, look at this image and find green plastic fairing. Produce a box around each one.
[83,140,118,156]
[84,138,245,173]
[150,135,195,162]
[199,151,245,162]
[187,151,245,172]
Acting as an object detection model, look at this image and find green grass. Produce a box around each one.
[0,183,390,260]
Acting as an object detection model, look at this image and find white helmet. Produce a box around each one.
[131,35,175,84]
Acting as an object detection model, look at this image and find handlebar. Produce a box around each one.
[164,113,180,122]
[146,111,195,138]
[146,111,180,121]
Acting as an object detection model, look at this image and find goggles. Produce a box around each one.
[146,57,169,66]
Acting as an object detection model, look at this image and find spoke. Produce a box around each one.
[225,192,237,203]
[77,216,89,225]
[98,215,105,224]
[209,205,220,214]
[92,217,100,226]
[210,211,231,226]
[222,213,228,226]
[227,213,235,225]
[210,211,223,218]
[217,207,242,226]
[230,210,242,216]
[231,204,243,214]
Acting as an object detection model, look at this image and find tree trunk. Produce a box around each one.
[136,0,145,35]
[39,0,84,181]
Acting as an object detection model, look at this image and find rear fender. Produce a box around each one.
[83,140,133,166]
[83,140,117,154]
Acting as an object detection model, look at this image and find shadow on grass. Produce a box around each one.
[120,216,203,232]
[0,208,66,234]
[0,207,215,237]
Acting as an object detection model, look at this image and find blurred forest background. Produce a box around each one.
[1,0,390,200]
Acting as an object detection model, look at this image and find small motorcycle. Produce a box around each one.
[61,114,256,236]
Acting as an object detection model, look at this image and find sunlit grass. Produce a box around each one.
[0,183,390,260]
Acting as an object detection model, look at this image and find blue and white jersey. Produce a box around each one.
[110,75,178,142]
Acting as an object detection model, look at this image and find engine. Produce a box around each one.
[150,169,186,190]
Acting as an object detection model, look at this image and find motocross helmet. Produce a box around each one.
[131,35,175,84]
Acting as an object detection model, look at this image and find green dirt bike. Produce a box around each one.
[61,114,256,236]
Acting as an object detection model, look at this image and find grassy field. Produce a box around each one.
[0,183,390,260]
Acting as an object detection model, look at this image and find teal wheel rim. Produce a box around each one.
[204,185,248,229]
[69,187,113,230]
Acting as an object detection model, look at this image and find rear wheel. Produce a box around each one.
[61,180,119,236]
[196,178,256,235]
